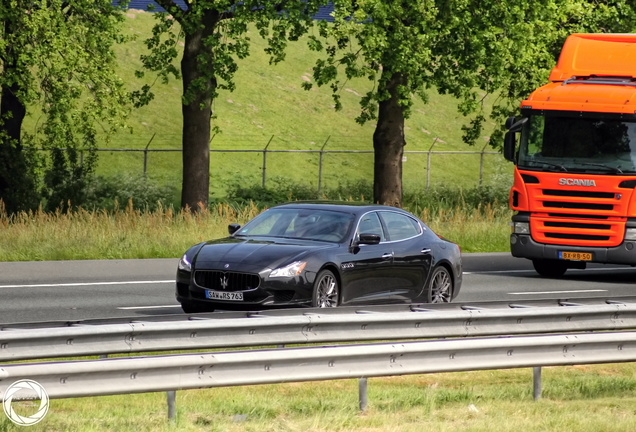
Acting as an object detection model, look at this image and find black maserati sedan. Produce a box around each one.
[176,202,462,313]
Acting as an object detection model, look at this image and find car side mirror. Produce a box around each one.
[358,233,381,245]
[228,223,241,235]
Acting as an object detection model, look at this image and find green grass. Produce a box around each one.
[3,364,636,431]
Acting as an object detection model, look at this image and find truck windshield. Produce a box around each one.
[518,115,636,173]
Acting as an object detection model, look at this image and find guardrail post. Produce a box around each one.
[358,377,368,411]
[167,390,177,420]
[533,367,542,400]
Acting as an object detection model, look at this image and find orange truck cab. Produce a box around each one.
[504,33,636,277]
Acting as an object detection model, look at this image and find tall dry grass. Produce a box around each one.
[0,200,261,261]
[0,200,509,261]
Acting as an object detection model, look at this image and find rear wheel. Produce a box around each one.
[532,259,568,278]
[312,269,339,308]
[427,266,453,303]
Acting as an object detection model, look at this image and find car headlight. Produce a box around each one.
[270,261,307,278]
[512,222,530,235]
[178,253,192,272]
[625,227,636,241]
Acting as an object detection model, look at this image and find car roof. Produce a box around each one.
[272,201,408,215]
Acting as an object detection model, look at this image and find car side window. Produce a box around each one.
[356,212,385,242]
[380,211,421,241]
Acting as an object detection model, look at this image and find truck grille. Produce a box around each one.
[194,270,260,292]
[529,186,625,247]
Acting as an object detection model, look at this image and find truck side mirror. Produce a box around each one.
[503,131,516,162]
[503,116,527,162]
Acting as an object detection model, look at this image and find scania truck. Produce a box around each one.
[504,33,636,277]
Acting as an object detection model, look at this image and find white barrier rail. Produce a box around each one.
[1,331,635,399]
[1,301,636,362]
[1,300,636,419]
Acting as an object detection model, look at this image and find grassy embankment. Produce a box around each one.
[6,10,515,260]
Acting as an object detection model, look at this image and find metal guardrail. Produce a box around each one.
[2,298,636,362]
[2,332,636,399]
[1,298,636,418]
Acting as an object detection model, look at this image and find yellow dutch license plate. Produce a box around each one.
[559,251,592,261]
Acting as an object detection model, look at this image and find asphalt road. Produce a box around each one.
[1,253,635,324]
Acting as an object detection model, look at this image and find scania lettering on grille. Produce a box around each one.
[558,178,596,187]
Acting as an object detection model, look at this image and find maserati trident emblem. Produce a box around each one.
[220,275,229,290]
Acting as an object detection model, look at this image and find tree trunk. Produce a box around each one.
[0,17,32,214]
[179,12,218,211]
[373,70,406,207]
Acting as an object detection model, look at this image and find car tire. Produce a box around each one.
[532,259,568,278]
[312,269,339,308]
[180,301,214,314]
[427,266,453,303]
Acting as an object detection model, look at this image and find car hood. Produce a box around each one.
[193,237,334,271]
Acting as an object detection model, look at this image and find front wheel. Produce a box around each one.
[427,266,453,303]
[312,269,339,308]
[532,259,568,278]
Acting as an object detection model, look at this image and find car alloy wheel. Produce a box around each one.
[313,269,339,307]
[428,266,452,303]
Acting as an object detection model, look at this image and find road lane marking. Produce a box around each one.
[0,280,173,289]
[508,289,608,295]
[117,305,181,310]
[465,267,636,275]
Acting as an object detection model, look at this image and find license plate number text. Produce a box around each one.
[559,251,592,261]
[205,290,244,301]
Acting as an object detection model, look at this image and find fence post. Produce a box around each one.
[479,143,488,187]
[317,136,331,195]
[262,135,274,188]
[143,133,156,177]
[426,138,439,190]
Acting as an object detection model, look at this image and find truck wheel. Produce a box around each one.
[532,259,568,278]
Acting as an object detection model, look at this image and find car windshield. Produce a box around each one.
[235,208,354,242]
[518,115,636,174]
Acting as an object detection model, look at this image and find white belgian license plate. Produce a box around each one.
[205,290,244,301]
[559,251,593,261]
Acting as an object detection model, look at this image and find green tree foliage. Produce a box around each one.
[0,0,131,213]
[303,0,636,206]
[137,0,323,211]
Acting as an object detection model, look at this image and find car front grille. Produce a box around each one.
[194,270,260,292]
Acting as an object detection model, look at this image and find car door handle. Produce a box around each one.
[382,252,394,259]
[421,248,431,254]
